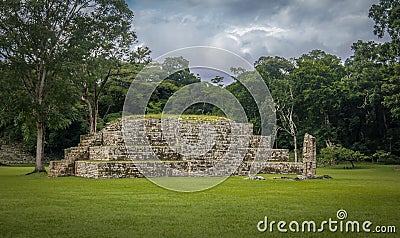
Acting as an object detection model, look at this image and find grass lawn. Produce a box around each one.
[0,164,399,237]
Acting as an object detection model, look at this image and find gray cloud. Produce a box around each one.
[128,0,387,63]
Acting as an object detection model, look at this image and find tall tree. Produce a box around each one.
[343,41,389,153]
[369,0,400,119]
[226,71,260,134]
[162,56,199,87]
[255,56,299,159]
[97,62,148,123]
[76,4,149,134]
[292,50,345,148]
[369,0,400,42]
[0,0,135,173]
[145,57,200,114]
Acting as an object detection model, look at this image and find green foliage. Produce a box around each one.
[368,0,400,119]
[320,145,367,167]
[291,50,345,146]
[99,63,146,118]
[69,0,146,134]
[143,114,228,122]
[210,76,224,87]
[255,56,297,146]
[372,150,400,164]
[1,165,400,237]
[225,71,262,134]
[148,80,180,113]
[342,40,400,155]
[162,57,199,87]
[144,58,200,114]
[103,112,123,124]
[1,0,400,161]
[369,0,400,41]
[381,60,400,118]
[252,52,346,150]
[0,0,146,160]
[46,120,86,155]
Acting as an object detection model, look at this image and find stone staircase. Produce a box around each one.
[49,117,302,179]
[48,133,102,177]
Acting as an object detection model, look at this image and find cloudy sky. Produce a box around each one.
[127,0,387,64]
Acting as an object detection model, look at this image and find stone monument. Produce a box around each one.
[49,116,305,178]
[302,133,317,178]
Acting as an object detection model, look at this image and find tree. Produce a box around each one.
[69,1,144,134]
[75,4,150,134]
[162,56,199,87]
[131,46,152,64]
[320,144,366,168]
[79,60,143,134]
[255,56,299,160]
[0,0,135,173]
[144,57,200,114]
[381,63,400,118]
[98,63,147,123]
[274,81,299,162]
[291,50,345,149]
[211,76,224,87]
[226,71,260,134]
[369,0,400,42]
[344,41,391,152]
[369,0,400,119]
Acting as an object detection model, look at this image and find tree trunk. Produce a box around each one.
[93,95,99,133]
[349,160,355,168]
[36,122,45,171]
[27,65,47,174]
[27,121,46,174]
[293,133,298,162]
[81,96,95,134]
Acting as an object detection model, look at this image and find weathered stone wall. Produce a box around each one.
[50,117,305,178]
[302,133,317,177]
[75,161,303,178]
[243,148,289,162]
[89,118,288,162]
[0,143,35,164]
[0,141,60,165]
[236,162,303,176]
[48,133,102,177]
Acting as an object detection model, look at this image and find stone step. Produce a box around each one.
[51,118,290,178]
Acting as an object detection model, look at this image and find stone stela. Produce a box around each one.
[302,133,317,178]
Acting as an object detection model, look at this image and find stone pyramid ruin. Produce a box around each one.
[49,116,315,178]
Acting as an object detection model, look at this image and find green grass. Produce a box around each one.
[1,164,399,238]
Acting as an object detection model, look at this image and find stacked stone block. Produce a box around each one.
[48,133,102,177]
[302,133,317,177]
[49,117,303,178]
